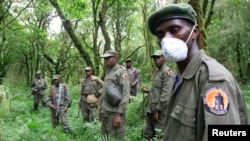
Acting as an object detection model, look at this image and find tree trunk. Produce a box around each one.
[189,0,207,49]
[91,0,101,76]
[139,0,153,77]
[98,0,111,79]
[49,0,93,67]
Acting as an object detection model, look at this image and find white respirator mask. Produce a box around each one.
[161,25,196,62]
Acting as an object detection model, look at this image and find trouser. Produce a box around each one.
[100,113,126,141]
[79,100,97,122]
[33,92,47,110]
[51,107,70,129]
[143,112,166,140]
[130,87,137,97]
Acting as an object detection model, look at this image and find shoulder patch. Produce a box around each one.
[119,65,126,71]
[203,87,229,115]
[122,73,127,79]
[167,70,173,76]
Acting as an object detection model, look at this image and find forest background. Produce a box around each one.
[0,0,250,140]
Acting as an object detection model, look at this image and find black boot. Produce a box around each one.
[34,103,39,110]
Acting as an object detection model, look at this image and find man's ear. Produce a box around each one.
[192,25,199,39]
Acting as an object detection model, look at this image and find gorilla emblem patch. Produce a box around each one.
[203,87,229,115]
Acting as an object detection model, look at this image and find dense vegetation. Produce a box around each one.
[1,0,250,140]
[1,0,250,86]
[0,82,250,140]
[0,83,145,141]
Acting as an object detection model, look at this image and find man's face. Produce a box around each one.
[155,19,197,47]
[36,74,41,79]
[126,61,132,68]
[153,56,165,68]
[53,79,60,86]
[104,56,116,67]
[85,70,92,77]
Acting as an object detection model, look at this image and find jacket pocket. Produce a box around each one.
[152,78,162,88]
[170,104,197,128]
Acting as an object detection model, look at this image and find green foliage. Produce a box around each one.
[0,82,250,140]
[241,85,250,120]
[0,85,11,116]
[206,0,250,84]
[126,94,145,126]
[58,0,89,19]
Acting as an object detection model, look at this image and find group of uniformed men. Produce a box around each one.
[29,3,249,141]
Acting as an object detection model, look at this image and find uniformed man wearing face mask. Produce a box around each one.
[147,3,248,141]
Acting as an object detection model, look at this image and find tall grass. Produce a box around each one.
[0,83,249,141]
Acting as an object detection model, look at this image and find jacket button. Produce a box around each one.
[176,110,179,114]
[192,118,196,122]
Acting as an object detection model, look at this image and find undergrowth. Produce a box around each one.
[0,83,250,140]
[0,84,148,141]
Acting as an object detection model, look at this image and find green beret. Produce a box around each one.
[148,3,197,35]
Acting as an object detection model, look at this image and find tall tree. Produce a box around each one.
[0,0,33,83]
[49,0,93,68]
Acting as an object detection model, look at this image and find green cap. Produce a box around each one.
[101,50,118,58]
[125,59,132,62]
[85,66,92,71]
[151,50,163,58]
[52,74,60,80]
[36,70,41,75]
[148,3,197,35]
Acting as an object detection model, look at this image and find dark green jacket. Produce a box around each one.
[147,64,174,114]
[163,50,248,141]
[100,64,130,114]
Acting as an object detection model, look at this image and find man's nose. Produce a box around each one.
[164,32,173,38]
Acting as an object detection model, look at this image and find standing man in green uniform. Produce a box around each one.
[99,50,130,141]
[79,66,104,122]
[125,59,140,97]
[147,3,248,141]
[30,70,47,110]
[141,50,173,140]
[47,75,72,133]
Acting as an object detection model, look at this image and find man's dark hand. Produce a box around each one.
[114,113,121,127]
[50,104,56,110]
[153,112,160,122]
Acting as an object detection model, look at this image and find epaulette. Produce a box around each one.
[119,66,128,79]
[119,65,126,71]
[91,75,97,80]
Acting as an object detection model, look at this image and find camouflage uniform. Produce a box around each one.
[80,67,104,122]
[100,50,130,141]
[30,70,47,110]
[47,75,72,132]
